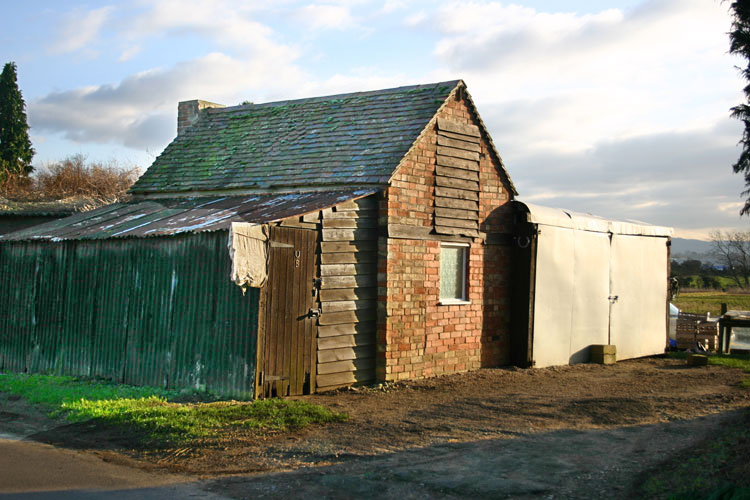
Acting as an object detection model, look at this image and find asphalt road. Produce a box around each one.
[0,437,229,500]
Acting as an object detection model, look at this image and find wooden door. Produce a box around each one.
[256,227,318,398]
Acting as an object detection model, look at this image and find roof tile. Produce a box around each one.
[131,81,460,194]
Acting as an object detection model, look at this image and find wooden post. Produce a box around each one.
[719,304,728,353]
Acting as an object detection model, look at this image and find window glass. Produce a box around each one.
[440,245,466,300]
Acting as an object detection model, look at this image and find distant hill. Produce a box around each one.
[671,238,716,263]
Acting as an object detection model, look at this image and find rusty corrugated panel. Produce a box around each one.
[0,189,376,242]
[0,231,260,398]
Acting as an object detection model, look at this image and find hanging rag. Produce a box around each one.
[228,222,269,293]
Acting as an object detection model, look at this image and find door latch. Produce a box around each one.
[307,308,321,318]
[608,295,619,303]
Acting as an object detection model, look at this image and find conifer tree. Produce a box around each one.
[0,62,34,182]
[729,1,750,214]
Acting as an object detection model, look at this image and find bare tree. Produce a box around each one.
[710,229,750,289]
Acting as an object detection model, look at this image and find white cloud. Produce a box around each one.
[29,52,307,150]
[296,4,357,30]
[423,0,738,154]
[50,6,114,54]
[123,0,298,59]
[718,202,745,214]
[30,0,308,151]
[404,10,426,26]
[508,118,745,236]
[118,45,141,62]
[382,0,407,14]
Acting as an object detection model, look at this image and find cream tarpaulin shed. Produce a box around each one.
[510,201,673,368]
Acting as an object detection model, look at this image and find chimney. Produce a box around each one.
[177,99,225,135]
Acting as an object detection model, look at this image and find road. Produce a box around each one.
[0,436,228,500]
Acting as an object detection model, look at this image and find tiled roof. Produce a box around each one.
[0,190,375,241]
[131,81,462,195]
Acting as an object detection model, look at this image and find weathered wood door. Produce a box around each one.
[256,227,318,398]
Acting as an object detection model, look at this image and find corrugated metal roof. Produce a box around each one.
[130,81,461,195]
[0,189,376,242]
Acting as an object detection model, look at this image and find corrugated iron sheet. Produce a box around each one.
[1,189,376,242]
[0,231,260,398]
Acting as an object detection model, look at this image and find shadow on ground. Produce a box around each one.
[208,410,746,500]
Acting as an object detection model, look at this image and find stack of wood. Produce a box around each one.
[675,312,719,350]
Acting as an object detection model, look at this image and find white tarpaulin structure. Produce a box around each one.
[512,202,673,368]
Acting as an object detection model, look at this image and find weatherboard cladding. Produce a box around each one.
[0,189,374,242]
[130,81,462,194]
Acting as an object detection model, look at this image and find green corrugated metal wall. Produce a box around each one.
[0,231,259,398]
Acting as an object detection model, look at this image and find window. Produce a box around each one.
[439,243,469,303]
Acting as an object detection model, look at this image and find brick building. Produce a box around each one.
[1,80,518,397]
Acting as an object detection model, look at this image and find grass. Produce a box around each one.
[637,407,750,499]
[673,291,750,316]
[0,373,347,445]
[668,351,750,371]
[669,351,750,387]
[639,353,750,499]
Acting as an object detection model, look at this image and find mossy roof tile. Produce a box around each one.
[131,81,461,194]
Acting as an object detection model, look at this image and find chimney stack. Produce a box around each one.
[177,99,225,135]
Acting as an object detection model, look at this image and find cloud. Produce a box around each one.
[382,0,407,14]
[422,0,738,153]
[404,10,426,26]
[118,45,141,62]
[507,118,745,234]
[50,6,114,54]
[29,52,307,150]
[296,4,357,30]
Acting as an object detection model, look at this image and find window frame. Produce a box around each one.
[438,242,470,305]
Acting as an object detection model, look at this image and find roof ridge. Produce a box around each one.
[209,80,463,114]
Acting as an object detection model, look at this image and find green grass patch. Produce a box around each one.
[668,351,750,372]
[636,408,750,499]
[673,291,750,316]
[0,373,347,445]
[0,373,179,407]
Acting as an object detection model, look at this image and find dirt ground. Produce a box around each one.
[3,356,750,499]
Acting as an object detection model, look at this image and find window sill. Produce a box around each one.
[439,299,471,306]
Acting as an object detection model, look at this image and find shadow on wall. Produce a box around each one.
[480,204,513,367]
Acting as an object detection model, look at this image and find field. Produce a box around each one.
[673,290,750,316]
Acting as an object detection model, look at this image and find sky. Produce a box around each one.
[0,0,745,239]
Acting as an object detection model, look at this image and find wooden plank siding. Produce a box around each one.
[434,119,482,238]
[316,195,378,390]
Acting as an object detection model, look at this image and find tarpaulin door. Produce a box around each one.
[256,227,318,398]
[609,234,669,360]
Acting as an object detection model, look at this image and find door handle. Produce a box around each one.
[308,308,321,318]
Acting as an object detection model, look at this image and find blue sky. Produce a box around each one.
[0,0,744,238]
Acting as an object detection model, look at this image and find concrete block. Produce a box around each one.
[591,344,616,365]
[687,354,709,366]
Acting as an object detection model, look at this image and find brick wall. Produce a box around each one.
[377,91,513,382]
[177,100,225,136]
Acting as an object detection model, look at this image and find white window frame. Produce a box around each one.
[439,242,470,305]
